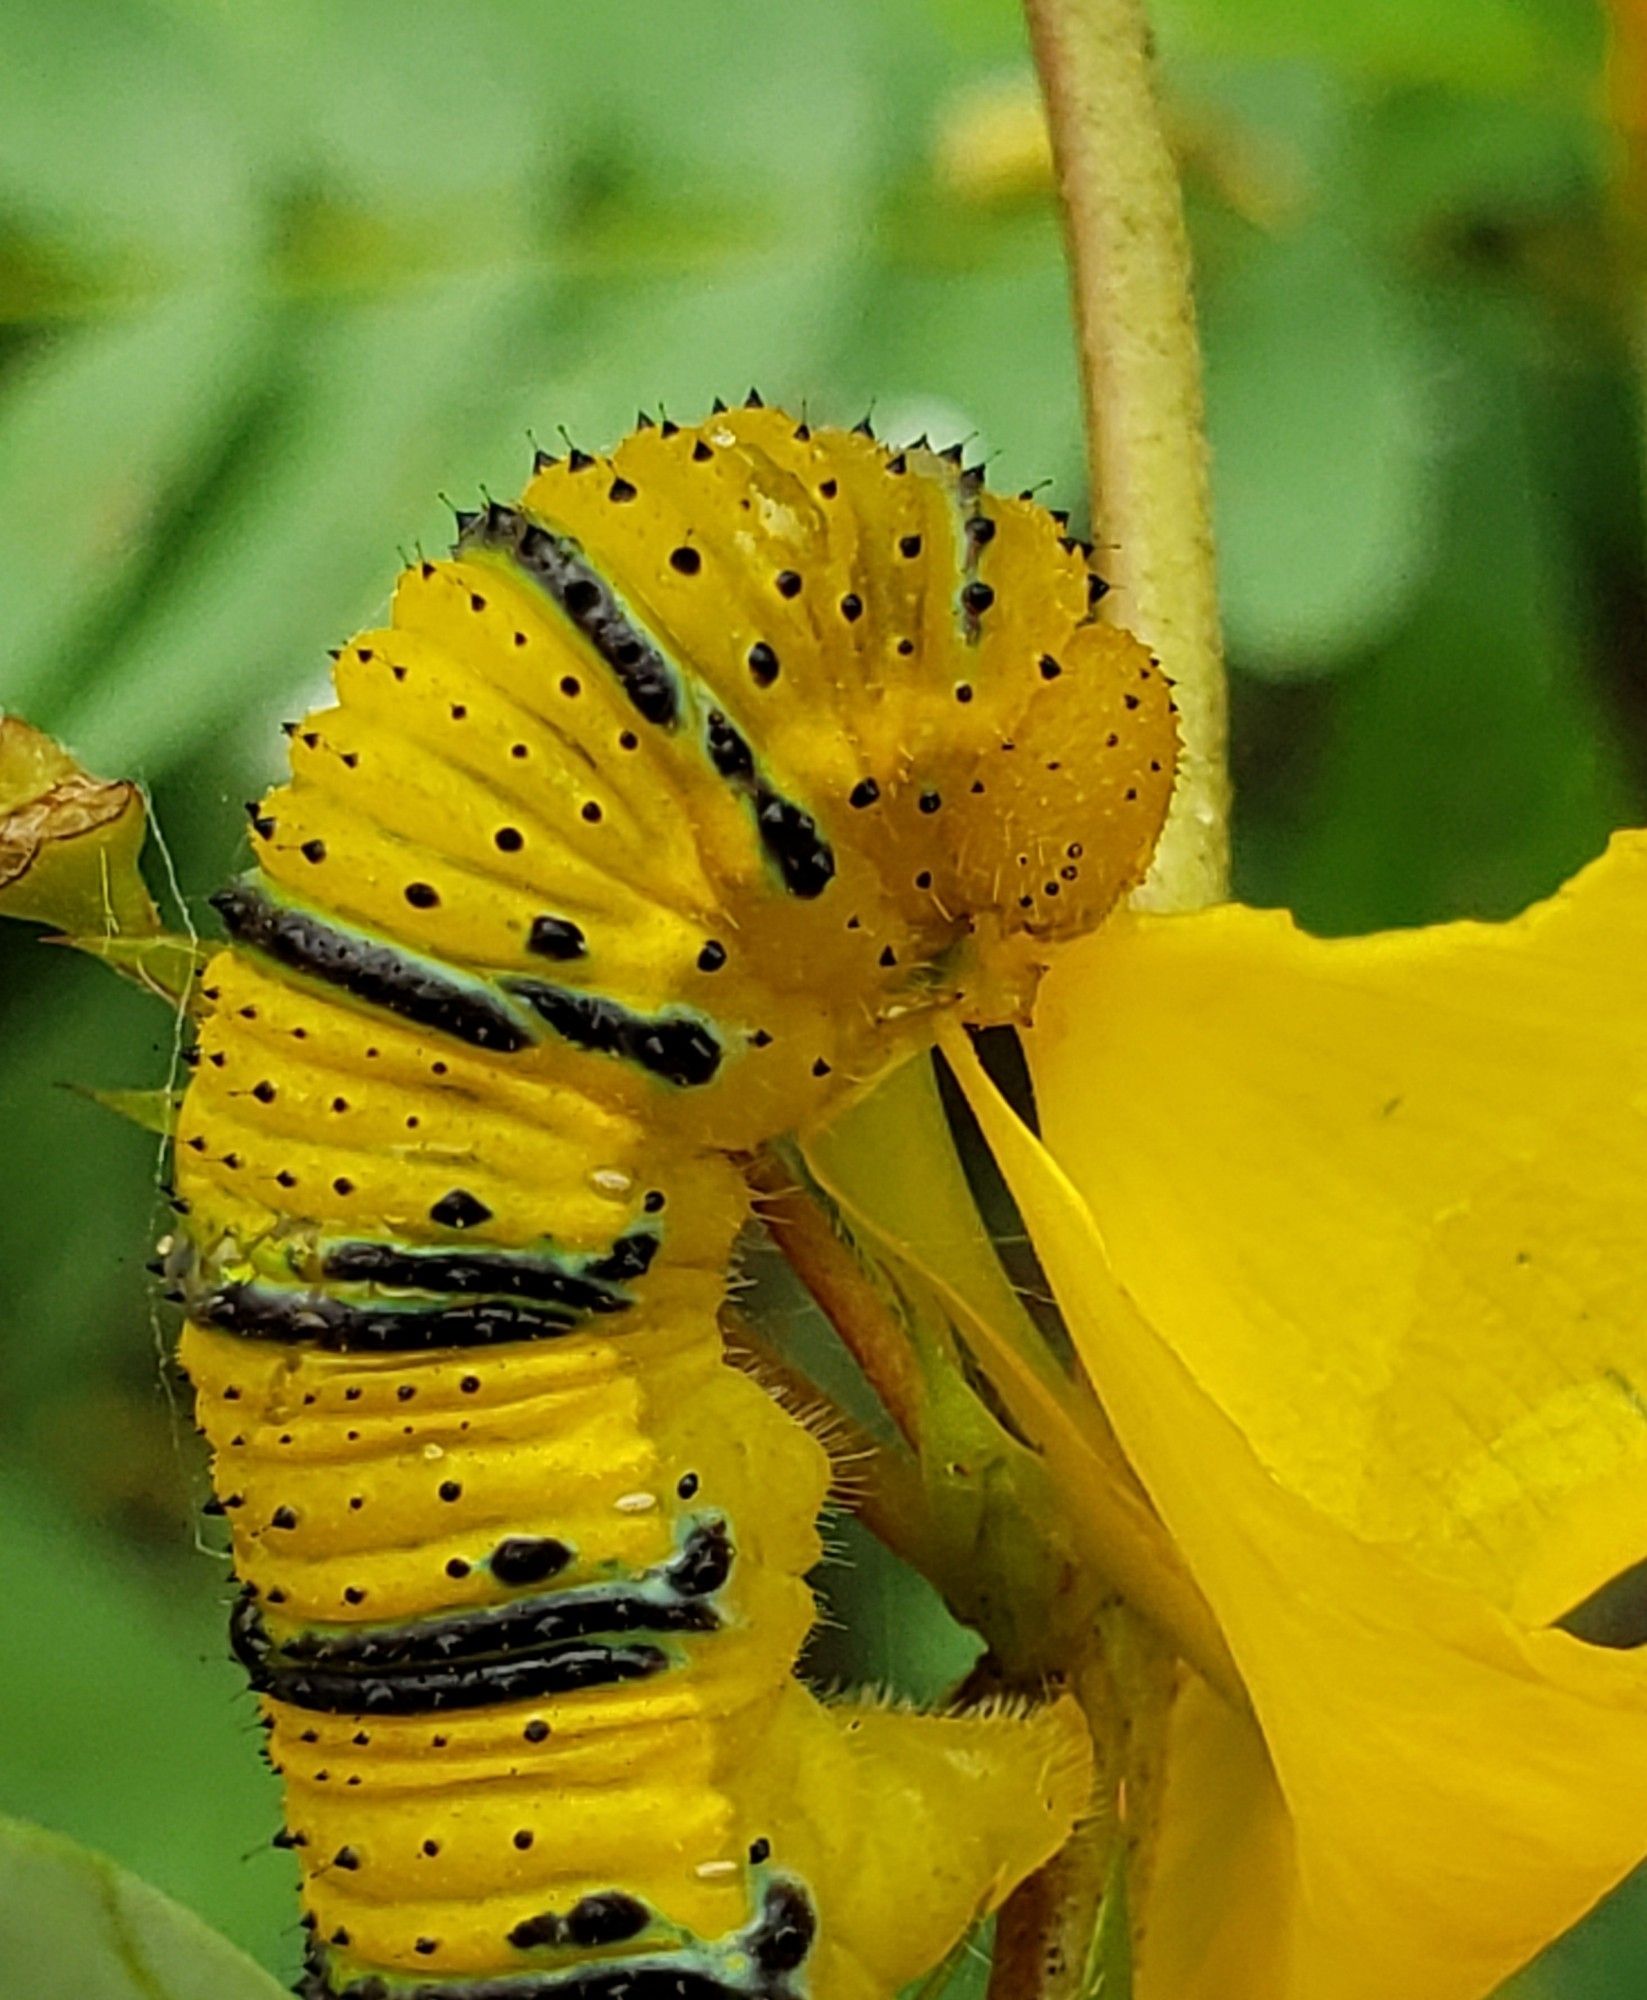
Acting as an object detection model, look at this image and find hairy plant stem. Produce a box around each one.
[721,1306,942,1586]
[744,1147,926,1449]
[987,1646,1120,1995]
[745,1144,1097,1685]
[749,1131,1244,1702]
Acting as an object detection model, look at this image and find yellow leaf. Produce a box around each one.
[0,718,158,937]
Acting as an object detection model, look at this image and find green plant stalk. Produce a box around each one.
[748,1144,1123,1686]
[788,1119,1243,1705]
[1025,0,1229,913]
[996,0,1233,1993]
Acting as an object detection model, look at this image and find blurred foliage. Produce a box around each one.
[0,1812,286,2000]
[0,0,1644,1991]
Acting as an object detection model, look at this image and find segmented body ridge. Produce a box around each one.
[171,405,1176,1999]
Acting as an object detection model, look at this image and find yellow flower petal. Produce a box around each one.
[810,1056,1242,1700]
[1143,1675,1294,1998]
[1027,830,1647,1627]
[807,1056,1051,1380]
[946,1023,1647,2000]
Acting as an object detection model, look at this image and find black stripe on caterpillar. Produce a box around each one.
[173,404,1176,2000]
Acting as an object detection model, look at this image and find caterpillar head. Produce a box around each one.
[506,410,1177,1058]
[923,608,1177,1027]
[802,441,1179,1031]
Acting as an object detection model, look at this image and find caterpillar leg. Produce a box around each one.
[755,1686,1094,2000]
[281,1673,1090,2000]
[189,1257,1090,1998]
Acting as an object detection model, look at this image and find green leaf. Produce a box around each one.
[0,1814,287,2000]
[0,1473,288,1967]
[65,1081,180,1136]
[0,290,269,723]
[44,274,544,773]
[1236,301,1642,931]
[198,0,548,214]
[0,0,258,280]
[1083,1838,1133,1999]
[1203,224,1442,674]
[1152,0,1599,102]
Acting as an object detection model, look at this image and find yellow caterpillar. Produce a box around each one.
[168,402,1176,1999]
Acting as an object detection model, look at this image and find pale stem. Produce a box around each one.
[1025,0,1230,912]
[998,0,1233,1992]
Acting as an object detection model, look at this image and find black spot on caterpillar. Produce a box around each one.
[174,403,1176,1998]
[526,915,587,961]
[488,1535,574,1587]
[506,1890,651,1951]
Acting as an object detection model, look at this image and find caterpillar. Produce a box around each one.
[167,400,1177,2000]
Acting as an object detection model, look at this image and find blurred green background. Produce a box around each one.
[0,0,1643,1992]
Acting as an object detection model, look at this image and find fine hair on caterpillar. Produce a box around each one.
[170,401,1177,1999]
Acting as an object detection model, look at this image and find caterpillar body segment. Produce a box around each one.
[264,1680,1090,2000]
[172,406,1175,1997]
